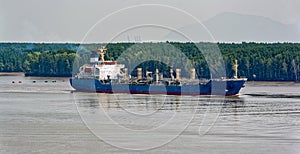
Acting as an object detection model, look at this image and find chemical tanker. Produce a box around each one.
[70,47,247,96]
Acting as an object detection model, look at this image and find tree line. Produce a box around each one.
[0,42,299,81]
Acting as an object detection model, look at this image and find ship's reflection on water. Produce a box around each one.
[222,97,246,109]
[74,93,246,141]
[74,93,245,112]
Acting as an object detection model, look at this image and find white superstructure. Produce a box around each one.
[95,61,125,80]
[76,47,125,80]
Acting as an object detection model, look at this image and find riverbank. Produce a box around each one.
[0,72,25,76]
[0,72,71,77]
[24,73,71,77]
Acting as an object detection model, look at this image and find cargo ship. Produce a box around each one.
[70,47,247,96]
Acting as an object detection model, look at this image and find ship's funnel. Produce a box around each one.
[137,68,142,80]
[190,68,195,80]
[176,69,181,80]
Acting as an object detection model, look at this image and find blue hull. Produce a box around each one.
[70,78,246,96]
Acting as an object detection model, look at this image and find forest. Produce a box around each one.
[0,42,300,81]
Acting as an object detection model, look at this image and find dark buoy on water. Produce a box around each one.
[33,81,36,83]
[44,81,48,83]
[12,81,15,83]
[52,80,56,83]
[18,81,22,83]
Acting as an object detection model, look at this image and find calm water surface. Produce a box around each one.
[0,76,300,153]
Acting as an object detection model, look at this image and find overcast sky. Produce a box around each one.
[1,0,300,42]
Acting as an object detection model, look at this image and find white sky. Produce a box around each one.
[1,0,300,42]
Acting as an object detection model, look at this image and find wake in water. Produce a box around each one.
[241,82,300,99]
[245,93,300,98]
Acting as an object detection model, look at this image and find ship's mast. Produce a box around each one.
[234,59,238,79]
[98,47,107,62]
[292,59,299,82]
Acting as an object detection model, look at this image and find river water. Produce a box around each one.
[0,76,300,153]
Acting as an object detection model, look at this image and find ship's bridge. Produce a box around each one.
[94,61,125,80]
[79,47,125,80]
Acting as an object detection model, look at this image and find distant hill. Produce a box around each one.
[166,12,300,42]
